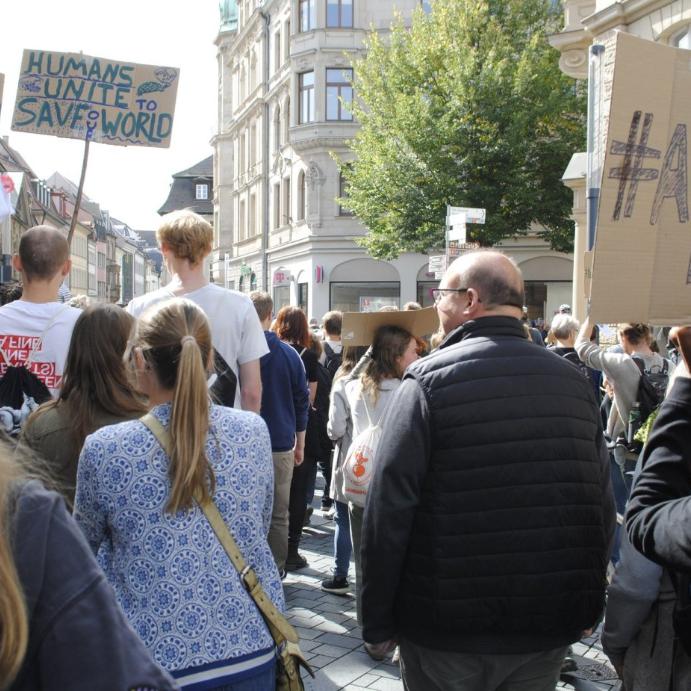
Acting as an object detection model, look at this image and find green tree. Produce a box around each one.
[340,0,584,258]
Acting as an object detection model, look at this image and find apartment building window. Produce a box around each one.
[249,193,257,236]
[250,51,257,91]
[339,170,353,216]
[284,97,291,141]
[674,27,691,49]
[300,0,315,31]
[273,183,281,229]
[196,184,209,200]
[327,0,353,28]
[284,20,291,61]
[282,176,292,225]
[326,68,353,121]
[274,105,282,151]
[250,123,257,168]
[240,65,246,102]
[239,132,246,173]
[239,199,246,241]
[299,71,315,123]
[297,171,306,221]
[274,31,281,73]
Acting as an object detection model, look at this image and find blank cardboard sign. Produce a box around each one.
[591,32,691,325]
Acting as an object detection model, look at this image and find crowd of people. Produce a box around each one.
[0,209,690,690]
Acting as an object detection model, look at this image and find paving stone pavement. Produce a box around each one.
[284,495,622,691]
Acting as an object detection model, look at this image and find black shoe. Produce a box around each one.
[279,568,287,581]
[321,576,349,595]
[285,552,308,571]
[303,506,313,526]
[320,499,333,511]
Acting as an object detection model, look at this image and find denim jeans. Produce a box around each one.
[208,657,276,691]
[334,500,352,579]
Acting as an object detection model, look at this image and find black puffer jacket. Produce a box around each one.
[361,316,615,653]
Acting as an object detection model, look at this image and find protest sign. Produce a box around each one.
[590,33,691,324]
[11,49,179,148]
[341,307,439,346]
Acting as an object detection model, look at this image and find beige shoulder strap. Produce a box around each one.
[138,413,299,646]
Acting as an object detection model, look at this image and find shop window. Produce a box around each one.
[274,285,290,311]
[330,281,400,312]
[298,283,308,313]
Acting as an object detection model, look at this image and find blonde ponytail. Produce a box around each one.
[0,450,28,687]
[168,336,213,513]
[134,299,216,514]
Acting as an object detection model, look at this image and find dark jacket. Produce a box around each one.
[11,482,177,690]
[259,331,309,452]
[626,378,691,571]
[361,316,615,654]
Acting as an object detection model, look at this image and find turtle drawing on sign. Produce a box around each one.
[136,67,178,96]
[18,76,41,93]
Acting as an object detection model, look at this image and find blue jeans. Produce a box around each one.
[334,500,352,578]
[208,658,276,691]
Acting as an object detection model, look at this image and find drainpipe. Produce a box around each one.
[259,9,271,291]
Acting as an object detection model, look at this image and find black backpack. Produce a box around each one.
[632,356,670,423]
[305,359,334,457]
[0,308,68,437]
[323,342,342,381]
[209,350,237,408]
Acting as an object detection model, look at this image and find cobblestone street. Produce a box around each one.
[285,496,622,691]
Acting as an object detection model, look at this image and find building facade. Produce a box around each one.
[550,0,691,318]
[213,0,440,319]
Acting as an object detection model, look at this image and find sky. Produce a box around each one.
[0,1,219,231]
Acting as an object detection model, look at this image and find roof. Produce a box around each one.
[173,155,213,179]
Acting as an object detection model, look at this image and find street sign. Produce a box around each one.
[447,225,467,243]
[446,206,486,224]
[428,255,447,274]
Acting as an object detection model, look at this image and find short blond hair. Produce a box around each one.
[156,210,213,266]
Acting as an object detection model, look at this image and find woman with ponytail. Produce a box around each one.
[74,299,282,691]
[0,442,176,690]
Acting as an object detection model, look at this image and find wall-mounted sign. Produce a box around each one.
[273,269,292,287]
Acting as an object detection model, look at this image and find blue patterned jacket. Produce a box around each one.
[74,404,284,690]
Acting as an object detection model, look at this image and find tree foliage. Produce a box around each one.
[340,0,585,258]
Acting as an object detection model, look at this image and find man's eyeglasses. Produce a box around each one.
[431,288,468,304]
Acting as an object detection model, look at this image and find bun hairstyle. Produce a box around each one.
[618,323,651,347]
[132,299,214,513]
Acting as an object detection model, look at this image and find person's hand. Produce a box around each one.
[294,447,304,466]
[364,640,397,661]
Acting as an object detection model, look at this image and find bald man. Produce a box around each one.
[360,250,615,690]
[0,226,81,404]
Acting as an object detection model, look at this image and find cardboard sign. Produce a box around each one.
[591,33,691,324]
[12,49,179,148]
[341,306,439,346]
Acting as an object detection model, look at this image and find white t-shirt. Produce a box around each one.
[127,284,268,407]
[0,300,82,398]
